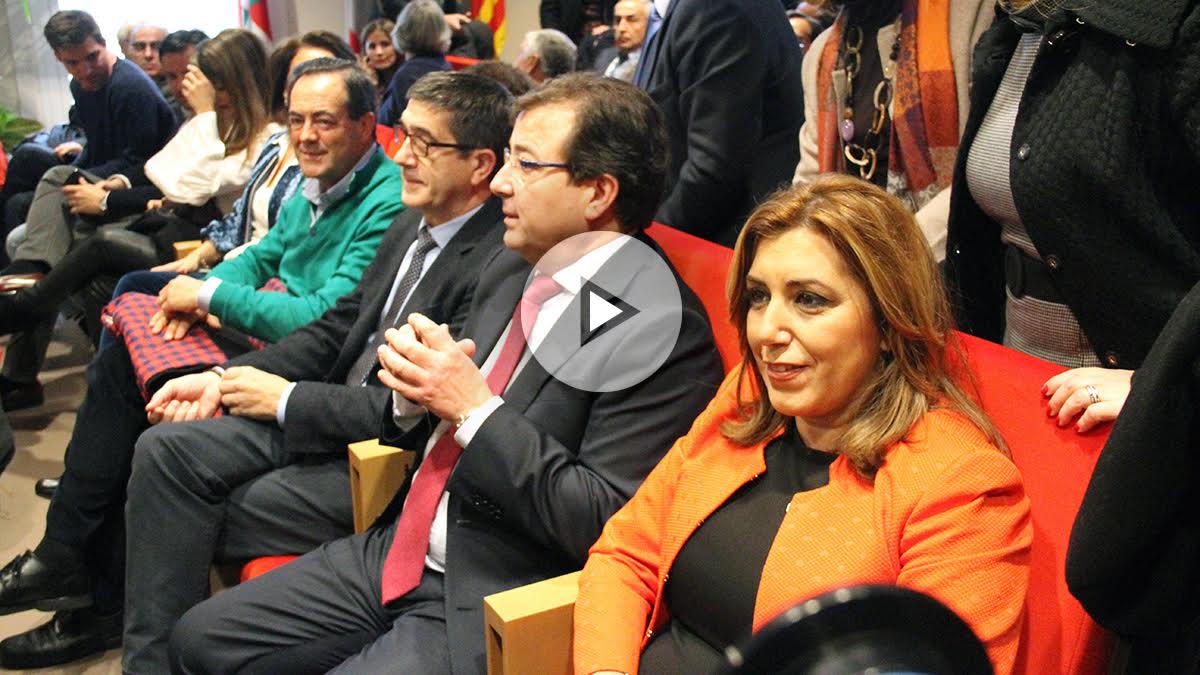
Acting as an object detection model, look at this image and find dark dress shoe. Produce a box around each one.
[0,551,91,616]
[0,607,121,669]
[35,477,60,499]
[0,375,44,411]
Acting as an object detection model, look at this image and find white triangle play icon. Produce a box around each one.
[588,291,622,333]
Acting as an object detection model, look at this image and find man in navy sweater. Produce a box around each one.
[0,10,176,410]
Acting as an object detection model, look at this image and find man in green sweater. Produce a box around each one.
[153,57,404,342]
[0,57,404,669]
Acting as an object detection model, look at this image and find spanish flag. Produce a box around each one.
[472,0,505,55]
[241,0,273,42]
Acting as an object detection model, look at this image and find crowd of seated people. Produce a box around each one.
[0,0,1197,671]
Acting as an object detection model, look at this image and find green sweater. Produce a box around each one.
[206,147,404,342]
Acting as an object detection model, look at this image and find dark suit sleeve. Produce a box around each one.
[282,384,392,454]
[448,303,723,564]
[657,4,772,239]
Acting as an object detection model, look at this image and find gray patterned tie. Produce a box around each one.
[345,226,439,386]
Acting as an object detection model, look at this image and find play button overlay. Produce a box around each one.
[579,280,639,345]
[526,231,682,393]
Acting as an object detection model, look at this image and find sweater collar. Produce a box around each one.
[1071,0,1188,50]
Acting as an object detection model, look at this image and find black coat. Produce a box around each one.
[945,0,1200,369]
[1066,280,1200,673]
[641,0,804,246]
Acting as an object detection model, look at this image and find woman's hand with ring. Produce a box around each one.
[1042,367,1134,432]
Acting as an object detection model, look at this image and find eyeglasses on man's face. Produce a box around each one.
[502,148,570,185]
[131,41,161,52]
[395,123,475,158]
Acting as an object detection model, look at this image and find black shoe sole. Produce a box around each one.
[0,593,92,616]
[0,633,121,670]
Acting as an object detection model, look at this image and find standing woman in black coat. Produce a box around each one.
[945,0,1200,432]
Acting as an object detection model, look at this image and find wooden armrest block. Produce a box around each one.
[173,239,203,260]
[484,571,580,675]
[348,438,414,534]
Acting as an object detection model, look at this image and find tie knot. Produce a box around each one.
[415,226,437,255]
[522,274,563,308]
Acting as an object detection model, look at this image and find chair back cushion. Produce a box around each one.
[953,332,1114,674]
[645,223,739,373]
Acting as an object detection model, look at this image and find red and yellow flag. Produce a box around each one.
[472,0,505,55]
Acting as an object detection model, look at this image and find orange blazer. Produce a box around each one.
[574,369,1032,675]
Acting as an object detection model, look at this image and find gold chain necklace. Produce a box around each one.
[840,18,902,181]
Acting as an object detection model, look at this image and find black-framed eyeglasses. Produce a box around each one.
[131,41,161,51]
[503,148,570,181]
[395,123,475,158]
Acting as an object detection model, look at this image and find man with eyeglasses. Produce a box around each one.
[0,58,402,670]
[126,23,167,79]
[113,70,512,673]
[171,72,723,675]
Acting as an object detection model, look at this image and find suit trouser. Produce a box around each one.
[123,414,355,673]
[169,525,451,675]
[42,340,151,613]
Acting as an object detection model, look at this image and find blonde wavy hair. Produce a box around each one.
[723,175,1004,477]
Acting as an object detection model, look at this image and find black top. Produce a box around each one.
[639,423,837,674]
[944,0,1200,369]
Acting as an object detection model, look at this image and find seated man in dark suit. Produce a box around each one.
[0,59,403,671]
[170,72,725,674]
[116,70,514,674]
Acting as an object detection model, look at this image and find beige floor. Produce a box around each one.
[0,322,122,673]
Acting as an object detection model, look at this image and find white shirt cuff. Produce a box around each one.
[275,382,297,427]
[110,173,132,189]
[453,396,504,447]
[391,390,427,432]
[197,277,222,313]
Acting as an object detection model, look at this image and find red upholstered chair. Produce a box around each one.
[645,223,739,373]
[952,332,1114,674]
[375,124,405,161]
[445,55,481,70]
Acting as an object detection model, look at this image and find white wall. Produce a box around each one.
[500,0,538,63]
[0,0,72,127]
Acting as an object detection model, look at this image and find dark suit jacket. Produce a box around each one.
[642,0,804,246]
[228,198,505,455]
[377,233,725,674]
[540,0,616,43]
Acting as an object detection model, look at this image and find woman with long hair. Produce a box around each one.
[574,175,1032,674]
[359,18,401,105]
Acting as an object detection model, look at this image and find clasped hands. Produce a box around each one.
[146,366,292,424]
[150,275,221,340]
[377,313,493,424]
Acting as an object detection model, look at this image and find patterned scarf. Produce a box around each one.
[816,0,958,212]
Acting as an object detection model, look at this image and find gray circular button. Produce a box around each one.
[526,231,683,393]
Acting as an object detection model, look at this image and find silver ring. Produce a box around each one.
[1085,384,1101,405]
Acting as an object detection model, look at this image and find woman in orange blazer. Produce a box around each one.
[574,175,1033,675]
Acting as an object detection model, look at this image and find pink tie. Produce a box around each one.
[380,274,563,603]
